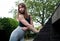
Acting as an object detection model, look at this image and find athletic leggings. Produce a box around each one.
[9,26,25,41]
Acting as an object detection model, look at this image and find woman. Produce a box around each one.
[9,3,39,41]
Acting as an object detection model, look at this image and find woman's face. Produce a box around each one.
[19,5,25,14]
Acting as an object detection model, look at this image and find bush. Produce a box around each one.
[0,17,18,40]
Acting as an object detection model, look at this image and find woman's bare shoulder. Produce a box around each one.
[19,14,24,19]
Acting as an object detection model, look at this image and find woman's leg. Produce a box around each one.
[9,26,25,41]
[9,35,18,41]
[9,28,19,41]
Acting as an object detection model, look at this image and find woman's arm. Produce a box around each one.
[18,14,39,33]
[30,15,34,27]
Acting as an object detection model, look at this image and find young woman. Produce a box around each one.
[9,3,39,41]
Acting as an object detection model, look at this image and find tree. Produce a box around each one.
[23,0,60,26]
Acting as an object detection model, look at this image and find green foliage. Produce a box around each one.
[0,17,18,38]
[24,30,36,39]
[23,0,60,25]
[0,17,18,30]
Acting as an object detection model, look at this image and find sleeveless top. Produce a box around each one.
[19,16,30,27]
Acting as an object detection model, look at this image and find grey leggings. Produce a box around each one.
[9,26,25,41]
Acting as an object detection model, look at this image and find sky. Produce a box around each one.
[0,0,24,18]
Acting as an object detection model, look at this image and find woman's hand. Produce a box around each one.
[28,25,40,33]
[21,27,28,31]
